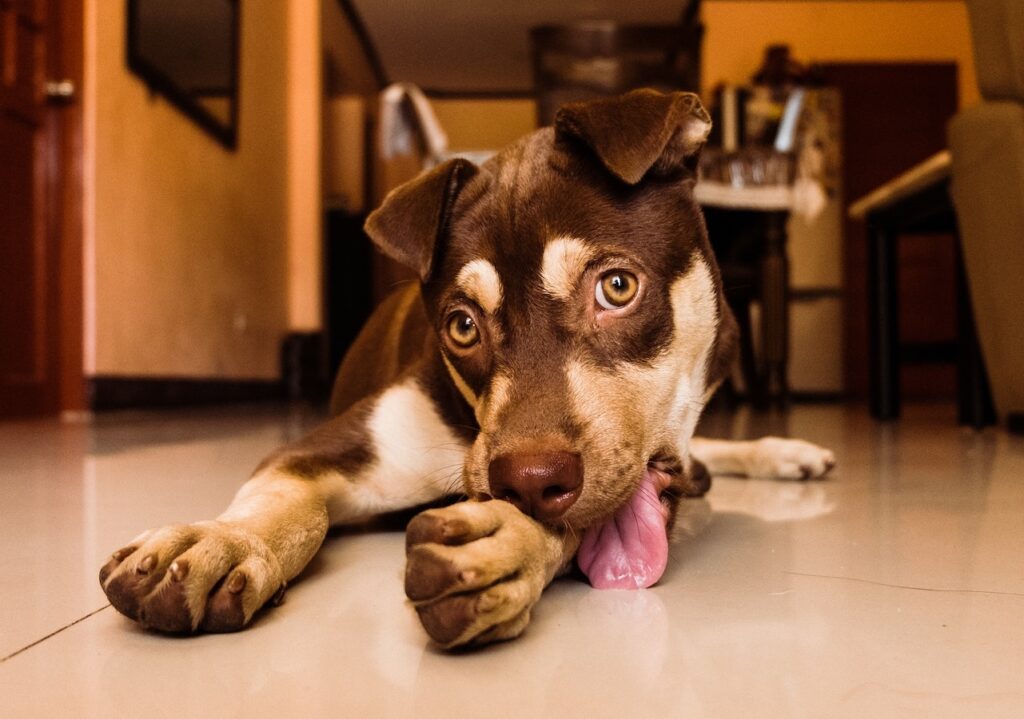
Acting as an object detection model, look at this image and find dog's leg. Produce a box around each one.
[690,437,836,480]
[99,377,469,633]
[404,499,579,649]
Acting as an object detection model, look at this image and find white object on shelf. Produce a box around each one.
[694,180,794,211]
[378,83,449,168]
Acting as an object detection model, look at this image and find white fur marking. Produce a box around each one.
[324,381,469,521]
[456,259,503,314]
[683,117,711,148]
[541,237,594,299]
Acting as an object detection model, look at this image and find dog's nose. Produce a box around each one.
[487,451,583,522]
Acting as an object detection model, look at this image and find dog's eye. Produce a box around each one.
[446,311,480,348]
[595,271,639,309]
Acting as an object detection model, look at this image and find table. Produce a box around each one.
[849,151,995,427]
[695,181,792,405]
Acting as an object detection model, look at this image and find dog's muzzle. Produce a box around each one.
[487,451,583,522]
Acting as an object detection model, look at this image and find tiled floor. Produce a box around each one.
[1,403,1022,718]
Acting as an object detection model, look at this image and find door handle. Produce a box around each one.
[45,79,76,101]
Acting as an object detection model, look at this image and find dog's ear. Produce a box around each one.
[365,159,478,280]
[555,89,711,185]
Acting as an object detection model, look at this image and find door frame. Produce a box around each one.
[51,0,85,413]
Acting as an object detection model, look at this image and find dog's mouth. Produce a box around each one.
[576,466,672,589]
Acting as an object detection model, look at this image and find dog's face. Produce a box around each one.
[367,90,737,532]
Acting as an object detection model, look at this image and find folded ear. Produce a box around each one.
[555,89,711,185]
[365,158,478,280]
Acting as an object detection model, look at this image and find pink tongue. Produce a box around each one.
[578,468,671,589]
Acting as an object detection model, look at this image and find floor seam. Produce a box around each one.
[0,605,111,664]
[784,571,1024,598]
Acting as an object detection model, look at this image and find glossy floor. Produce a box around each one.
[1,403,1022,718]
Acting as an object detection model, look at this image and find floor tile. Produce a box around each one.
[1,403,1022,718]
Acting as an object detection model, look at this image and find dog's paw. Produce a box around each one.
[744,437,836,480]
[99,522,285,633]
[405,500,552,649]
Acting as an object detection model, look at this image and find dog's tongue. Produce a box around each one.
[578,468,671,589]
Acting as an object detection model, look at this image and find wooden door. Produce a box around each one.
[819,63,959,400]
[0,0,78,416]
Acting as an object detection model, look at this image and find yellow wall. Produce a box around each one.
[432,99,538,151]
[703,1,977,108]
[85,1,320,379]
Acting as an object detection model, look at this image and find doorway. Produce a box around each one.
[0,0,83,417]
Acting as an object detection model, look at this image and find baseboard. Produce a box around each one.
[88,376,285,411]
[88,333,334,411]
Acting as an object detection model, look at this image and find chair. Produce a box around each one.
[948,0,1024,425]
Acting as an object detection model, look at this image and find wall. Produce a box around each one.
[703,1,977,108]
[321,0,380,215]
[431,99,537,151]
[84,0,320,379]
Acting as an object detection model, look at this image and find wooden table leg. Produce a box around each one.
[868,222,900,419]
[759,210,790,405]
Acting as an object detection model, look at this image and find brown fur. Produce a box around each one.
[98,90,834,650]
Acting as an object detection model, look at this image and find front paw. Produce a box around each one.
[99,522,285,633]
[405,500,556,649]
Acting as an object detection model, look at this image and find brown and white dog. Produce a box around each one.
[98,89,835,648]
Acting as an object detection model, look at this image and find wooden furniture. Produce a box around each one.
[1,0,86,417]
[849,152,995,427]
[948,0,1024,427]
[697,183,792,406]
[530,4,703,126]
[818,63,959,401]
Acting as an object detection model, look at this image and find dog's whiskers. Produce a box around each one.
[561,519,579,545]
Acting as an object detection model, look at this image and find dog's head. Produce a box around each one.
[367,89,737,532]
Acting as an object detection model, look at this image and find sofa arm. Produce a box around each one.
[948,101,1024,417]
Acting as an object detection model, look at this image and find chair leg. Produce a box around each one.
[868,222,901,420]
[729,296,762,406]
[759,211,790,405]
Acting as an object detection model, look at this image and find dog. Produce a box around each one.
[98,89,835,648]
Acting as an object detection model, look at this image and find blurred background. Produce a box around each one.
[2,0,1021,432]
